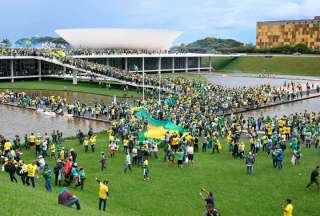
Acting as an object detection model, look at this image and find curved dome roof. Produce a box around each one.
[55,28,182,50]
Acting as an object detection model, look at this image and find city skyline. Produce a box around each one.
[1,0,319,45]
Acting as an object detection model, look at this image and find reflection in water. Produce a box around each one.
[0,105,109,139]
[243,97,320,117]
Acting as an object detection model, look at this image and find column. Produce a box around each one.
[172,57,175,73]
[209,56,212,72]
[185,57,188,72]
[198,57,201,72]
[158,57,161,74]
[10,59,14,83]
[158,57,161,105]
[142,56,145,103]
[38,59,42,81]
[63,66,66,79]
[125,57,128,71]
[72,70,78,85]
[106,58,110,67]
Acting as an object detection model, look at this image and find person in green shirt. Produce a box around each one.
[76,167,86,190]
[290,137,299,150]
[42,164,52,192]
[176,148,184,168]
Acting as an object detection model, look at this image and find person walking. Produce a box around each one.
[42,164,52,192]
[100,152,106,171]
[306,166,319,192]
[4,160,18,183]
[96,177,109,212]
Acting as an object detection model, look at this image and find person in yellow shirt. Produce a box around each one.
[123,138,129,153]
[4,140,12,155]
[26,161,38,187]
[90,135,97,152]
[50,144,56,159]
[29,133,36,146]
[95,177,109,212]
[84,137,89,152]
[282,198,293,216]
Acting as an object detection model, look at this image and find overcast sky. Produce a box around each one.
[1,0,319,44]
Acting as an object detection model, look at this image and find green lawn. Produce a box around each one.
[1,133,319,216]
[0,80,141,97]
[216,56,320,76]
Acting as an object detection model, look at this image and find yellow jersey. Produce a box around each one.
[27,164,38,177]
[284,204,293,216]
[29,135,36,143]
[99,182,109,199]
[4,141,12,151]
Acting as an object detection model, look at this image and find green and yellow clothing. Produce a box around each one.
[27,164,38,177]
[4,141,12,151]
[99,182,109,199]
[283,204,293,216]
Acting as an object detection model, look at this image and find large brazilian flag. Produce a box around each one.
[134,108,185,141]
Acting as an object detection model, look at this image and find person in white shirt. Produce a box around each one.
[151,141,158,159]
[186,144,194,164]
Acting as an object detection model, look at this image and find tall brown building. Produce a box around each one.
[256,16,320,49]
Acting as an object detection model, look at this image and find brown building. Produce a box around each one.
[256,16,320,49]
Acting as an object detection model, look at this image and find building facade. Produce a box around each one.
[256,16,320,49]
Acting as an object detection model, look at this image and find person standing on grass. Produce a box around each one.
[282,198,293,216]
[124,152,132,173]
[26,161,37,187]
[90,135,97,152]
[245,152,255,175]
[176,148,184,168]
[4,159,17,183]
[143,159,150,180]
[96,177,109,212]
[83,137,89,152]
[306,166,319,192]
[186,144,194,165]
[42,164,52,192]
[77,129,84,145]
[76,167,86,190]
[199,188,215,208]
[54,160,63,186]
[100,152,106,171]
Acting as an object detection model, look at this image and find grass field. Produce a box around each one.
[1,133,320,216]
[0,79,141,97]
[211,56,320,76]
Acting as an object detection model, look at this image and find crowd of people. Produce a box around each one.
[2,108,320,214]
[2,48,320,215]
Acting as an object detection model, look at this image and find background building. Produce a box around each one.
[256,16,320,49]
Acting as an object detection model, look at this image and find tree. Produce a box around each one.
[293,43,311,54]
[0,38,12,48]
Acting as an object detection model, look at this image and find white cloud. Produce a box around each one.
[119,0,320,43]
